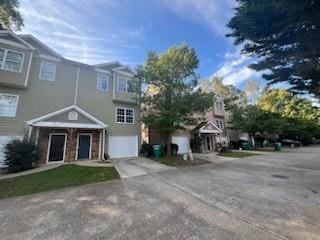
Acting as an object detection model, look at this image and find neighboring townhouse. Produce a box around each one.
[189,97,229,153]
[142,85,229,154]
[0,31,140,166]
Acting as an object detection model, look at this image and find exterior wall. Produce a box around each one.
[0,42,33,88]
[0,32,140,160]
[37,128,101,165]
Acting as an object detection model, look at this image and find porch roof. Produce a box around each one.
[193,121,222,134]
[27,105,107,129]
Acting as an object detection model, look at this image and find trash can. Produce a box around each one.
[274,142,281,151]
[153,145,161,158]
[241,142,251,150]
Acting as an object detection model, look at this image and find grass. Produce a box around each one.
[153,155,209,167]
[218,151,260,158]
[0,165,119,200]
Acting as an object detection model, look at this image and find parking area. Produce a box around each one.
[0,146,319,239]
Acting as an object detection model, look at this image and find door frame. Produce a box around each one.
[76,133,92,160]
[46,133,67,164]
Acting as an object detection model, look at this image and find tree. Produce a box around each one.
[258,88,320,139]
[227,0,320,97]
[0,0,24,31]
[200,76,247,110]
[140,44,214,154]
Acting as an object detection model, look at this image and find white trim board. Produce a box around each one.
[27,105,107,128]
[46,133,67,164]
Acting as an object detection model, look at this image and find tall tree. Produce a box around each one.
[140,44,213,154]
[227,0,320,97]
[199,76,247,109]
[0,0,24,31]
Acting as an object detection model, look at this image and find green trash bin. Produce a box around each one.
[241,142,251,150]
[153,145,161,158]
[274,142,282,151]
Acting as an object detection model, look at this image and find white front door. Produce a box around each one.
[108,135,138,158]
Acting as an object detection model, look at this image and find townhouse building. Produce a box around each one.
[0,31,140,166]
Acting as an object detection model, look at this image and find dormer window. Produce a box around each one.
[0,48,24,73]
[40,61,57,81]
[117,76,135,93]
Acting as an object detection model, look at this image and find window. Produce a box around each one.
[40,61,57,81]
[0,48,24,72]
[0,93,19,117]
[117,76,135,93]
[97,74,109,91]
[116,107,134,124]
[216,101,223,110]
[216,120,224,130]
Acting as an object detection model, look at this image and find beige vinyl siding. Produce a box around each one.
[0,58,77,135]
[0,42,32,88]
[76,67,140,136]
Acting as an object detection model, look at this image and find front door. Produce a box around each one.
[48,134,66,162]
[78,135,91,160]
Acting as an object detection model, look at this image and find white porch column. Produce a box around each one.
[102,129,106,160]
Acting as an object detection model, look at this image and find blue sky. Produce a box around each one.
[19,0,264,89]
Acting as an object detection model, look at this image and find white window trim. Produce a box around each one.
[0,47,24,73]
[115,107,135,124]
[117,75,135,93]
[46,133,67,164]
[0,93,19,118]
[97,73,109,92]
[75,133,93,160]
[39,60,57,81]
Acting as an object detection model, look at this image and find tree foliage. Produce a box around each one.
[227,0,320,97]
[0,0,24,31]
[200,76,247,110]
[140,44,214,151]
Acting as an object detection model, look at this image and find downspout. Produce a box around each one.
[74,65,80,105]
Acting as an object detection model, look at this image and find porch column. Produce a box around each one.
[102,129,106,160]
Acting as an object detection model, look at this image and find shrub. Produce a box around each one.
[140,142,153,157]
[4,137,39,173]
[163,143,179,155]
[104,153,109,160]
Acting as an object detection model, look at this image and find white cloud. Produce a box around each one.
[162,0,236,35]
[18,0,143,65]
[213,47,262,86]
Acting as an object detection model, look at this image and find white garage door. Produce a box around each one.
[171,136,190,154]
[108,135,138,158]
[0,136,20,167]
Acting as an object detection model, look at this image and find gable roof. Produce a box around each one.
[27,105,107,129]
[94,61,136,74]
[18,34,63,59]
[193,121,222,134]
[0,30,35,50]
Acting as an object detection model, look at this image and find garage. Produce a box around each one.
[108,135,138,158]
[171,136,190,154]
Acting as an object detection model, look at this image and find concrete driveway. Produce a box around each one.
[110,157,175,178]
[0,147,319,239]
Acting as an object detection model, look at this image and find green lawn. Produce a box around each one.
[218,151,260,158]
[0,165,119,200]
[153,155,209,167]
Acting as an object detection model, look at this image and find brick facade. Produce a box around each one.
[36,128,102,165]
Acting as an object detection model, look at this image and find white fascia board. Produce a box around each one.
[199,121,223,133]
[27,105,107,128]
[18,34,63,58]
[33,122,105,129]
